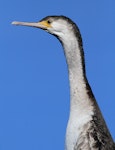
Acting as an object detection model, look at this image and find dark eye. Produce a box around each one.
[47,20,51,24]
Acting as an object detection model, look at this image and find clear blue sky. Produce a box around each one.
[0,0,115,150]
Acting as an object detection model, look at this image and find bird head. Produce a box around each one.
[12,16,76,39]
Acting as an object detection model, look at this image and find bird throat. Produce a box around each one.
[61,35,92,112]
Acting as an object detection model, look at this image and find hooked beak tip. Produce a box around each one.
[11,21,19,25]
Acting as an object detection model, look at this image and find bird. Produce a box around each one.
[12,16,115,150]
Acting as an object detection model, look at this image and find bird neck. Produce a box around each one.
[61,34,93,115]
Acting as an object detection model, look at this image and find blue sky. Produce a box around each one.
[0,0,115,150]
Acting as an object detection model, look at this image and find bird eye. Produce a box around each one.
[47,20,51,24]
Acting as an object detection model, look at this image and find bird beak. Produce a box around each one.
[12,21,51,30]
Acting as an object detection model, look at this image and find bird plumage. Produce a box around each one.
[12,16,115,150]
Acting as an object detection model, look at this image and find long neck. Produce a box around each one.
[60,32,93,115]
